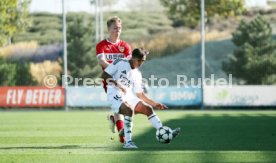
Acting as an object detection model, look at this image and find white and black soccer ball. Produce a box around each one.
[156,126,173,144]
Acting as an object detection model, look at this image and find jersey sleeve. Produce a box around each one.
[124,42,132,59]
[133,71,143,93]
[96,42,104,58]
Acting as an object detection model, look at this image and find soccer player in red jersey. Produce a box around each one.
[96,16,131,143]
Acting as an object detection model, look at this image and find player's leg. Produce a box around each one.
[104,81,116,133]
[105,82,118,134]
[118,102,137,149]
[134,102,163,129]
[107,114,115,133]
[134,102,181,138]
[107,91,137,148]
[113,113,125,143]
[107,91,126,143]
[106,112,125,143]
[126,95,162,129]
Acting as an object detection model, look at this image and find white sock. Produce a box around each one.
[148,113,162,129]
[124,116,133,143]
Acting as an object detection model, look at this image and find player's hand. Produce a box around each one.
[117,84,126,94]
[154,103,168,110]
[119,87,126,94]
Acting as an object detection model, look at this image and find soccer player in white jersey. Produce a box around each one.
[102,48,181,149]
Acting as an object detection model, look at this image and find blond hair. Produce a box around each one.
[107,16,121,29]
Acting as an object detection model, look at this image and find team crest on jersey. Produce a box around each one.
[118,46,125,52]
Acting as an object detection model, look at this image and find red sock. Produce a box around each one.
[116,120,124,132]
[116,120,125,143]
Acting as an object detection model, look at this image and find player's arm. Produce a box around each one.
[136,92,167,110]
[134,72,167,109]
[101,66,126,93]
[97,54,109,69]
[96,43,109,69]
[101,71,116,85]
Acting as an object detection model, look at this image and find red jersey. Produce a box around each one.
[96,39,131,66]
[96,39,131,92]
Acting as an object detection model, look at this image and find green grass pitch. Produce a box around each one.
[0,110,276,163]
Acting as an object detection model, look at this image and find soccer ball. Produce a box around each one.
[156,126,173,144]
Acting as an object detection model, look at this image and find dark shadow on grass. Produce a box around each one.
[110,112,276,163]
[120,112,276,151]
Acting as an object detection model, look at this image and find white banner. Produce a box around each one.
[66,86,201,107]
[204,86,276,106]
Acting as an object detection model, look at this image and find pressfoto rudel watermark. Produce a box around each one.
[43,74,233,88]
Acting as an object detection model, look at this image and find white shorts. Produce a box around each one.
[107,88,141,114]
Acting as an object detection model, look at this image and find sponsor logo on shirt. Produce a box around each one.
[105,54,124,61]
[119,74,131,87]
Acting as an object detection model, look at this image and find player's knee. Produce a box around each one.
[119,103,133,117]
[125,108,134,116]
[144,105,153,116]
[117,114,124,120]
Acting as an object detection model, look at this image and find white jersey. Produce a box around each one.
[104,58,143,94]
